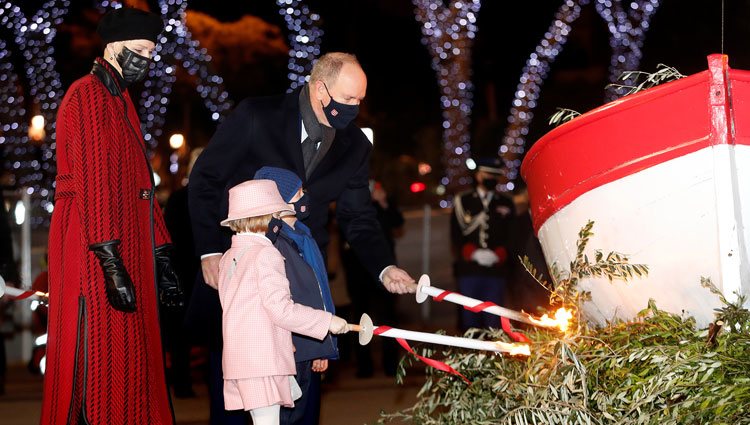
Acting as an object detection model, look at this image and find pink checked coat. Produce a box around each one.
[218,233,332,380]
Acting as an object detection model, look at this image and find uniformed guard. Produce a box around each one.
[450,157,516,331]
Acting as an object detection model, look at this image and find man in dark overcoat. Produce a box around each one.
[188,52,416,424]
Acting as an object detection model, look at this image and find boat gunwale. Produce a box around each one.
[521,69,711,175]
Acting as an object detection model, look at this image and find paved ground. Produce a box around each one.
[0,360,426,425]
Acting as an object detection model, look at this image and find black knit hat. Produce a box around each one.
[97,8,163,44]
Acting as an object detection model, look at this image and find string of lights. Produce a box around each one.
[0,39,28,179]
[0,0,69,225]
[497,0,587,191]
[499,0,659,192]
[0,0,665,221]
[413,0,481,206]
[0,0,234,224]
[98,0,233,150]
[276,0,323,92]
[595,0,661,101]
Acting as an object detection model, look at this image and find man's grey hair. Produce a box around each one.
[310,52,361,85]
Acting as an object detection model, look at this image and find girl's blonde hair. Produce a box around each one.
[226,214,274,233]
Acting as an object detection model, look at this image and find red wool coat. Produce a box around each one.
[41,58,174,424]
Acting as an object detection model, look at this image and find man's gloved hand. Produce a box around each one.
[89,240,136,313]
[471,248,500,267]
[155,244,184,308]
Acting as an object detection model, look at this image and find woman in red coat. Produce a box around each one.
[42,8,183,424]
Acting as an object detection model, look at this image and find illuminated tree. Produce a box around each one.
[0,0,70,223]
[413,0,481,203]
[498,0,661,190]
[276,0,323,92]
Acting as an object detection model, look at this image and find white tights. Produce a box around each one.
[249,404,281,425]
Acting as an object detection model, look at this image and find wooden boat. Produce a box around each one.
[521,54,750,327]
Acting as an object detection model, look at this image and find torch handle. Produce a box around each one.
[420,284,542,327]
[375,326,529,356]
[1,285,47,299]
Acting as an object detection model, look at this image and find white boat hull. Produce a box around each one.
[538,145,750,327]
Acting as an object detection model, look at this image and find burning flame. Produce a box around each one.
[495,341,531,356]
[527,307,574,332]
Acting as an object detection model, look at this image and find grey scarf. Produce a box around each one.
[299,84,335,176]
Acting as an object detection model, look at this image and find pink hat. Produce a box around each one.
[220,180,294,227]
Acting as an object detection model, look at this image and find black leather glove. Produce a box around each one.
[154,244,184,308]
[89,240,136,313]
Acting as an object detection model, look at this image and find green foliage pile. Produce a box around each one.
[381,222,750,425]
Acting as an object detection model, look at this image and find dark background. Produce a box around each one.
[4,0,749,205]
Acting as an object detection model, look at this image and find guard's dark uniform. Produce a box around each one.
[450,186,516,330]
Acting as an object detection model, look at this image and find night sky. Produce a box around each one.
[184,0,750,196]
[7,0,750,200]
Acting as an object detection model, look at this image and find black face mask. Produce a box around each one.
[321,82,359,129]
[116,46,151,86]
[266,217,284,242]
[482,177,499,191]
[292,193,310,220]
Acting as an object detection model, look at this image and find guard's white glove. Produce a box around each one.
[328,315,349,334]
[471,248,499,267]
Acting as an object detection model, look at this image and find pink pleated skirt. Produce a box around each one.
[224,375,299,411]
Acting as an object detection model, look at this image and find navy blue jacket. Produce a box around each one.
[275,232,338,362]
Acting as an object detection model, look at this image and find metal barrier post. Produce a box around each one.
[421,204,431,321]
[20,188,33,361]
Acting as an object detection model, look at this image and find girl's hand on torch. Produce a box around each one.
[329,315,348,334]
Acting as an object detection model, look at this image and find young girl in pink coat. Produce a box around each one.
[218,179,348,425]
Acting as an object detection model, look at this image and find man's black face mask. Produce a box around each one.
[321,82,359,129]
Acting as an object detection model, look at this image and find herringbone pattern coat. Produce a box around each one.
[42,58,173,425]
